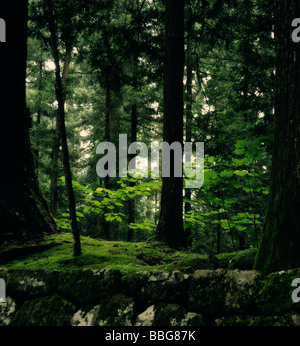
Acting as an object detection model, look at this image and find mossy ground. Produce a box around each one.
[0,233,254,275]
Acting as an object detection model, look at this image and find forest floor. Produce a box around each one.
[0,233,257,274]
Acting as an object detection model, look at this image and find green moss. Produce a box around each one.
[57,268,121,306]
[94,294,135,326]
[216,248,257,270]
[12,293,76,326]
[0,233,216,275]
[174,257,213,273]
[255,269,300,314]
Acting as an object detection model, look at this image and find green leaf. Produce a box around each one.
[233,148,245,155]
[234,170,248,176]
[219,170,234,179]
[235,139,248,148]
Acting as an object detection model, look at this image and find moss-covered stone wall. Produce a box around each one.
[1,268,300,326]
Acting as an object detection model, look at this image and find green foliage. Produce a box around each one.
[57,176,161,236]
[26,0,274,254]
[185,137,271,253]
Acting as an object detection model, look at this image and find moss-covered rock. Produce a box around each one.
[255,269,300,314]
[153,303,205,326]
[0,297,17,326]
[215,248,257,270]
[215,313,300,326]
[223,270,262,312]
[123,270,189,308]
[134,305,155,326]
[188,269,262,315]
[228,248,257,270]
[2,263,300,326]
[6,269,58,302]
[12,294,76,326]
[57,269,121,306]
[175,257,213,273]
[71,294,134,326]
[188,269,227,314]
[134,303,204,326]
[152,303,187,326]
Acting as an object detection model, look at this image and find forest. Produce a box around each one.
[0,0,299,283]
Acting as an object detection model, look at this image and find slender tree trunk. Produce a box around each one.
[46,0,81,256]
[49,46,72,218]
[127,52,138,242]
[184,18,193,246]
[254,0,300,272]
[34,60,43,172]
[0,0,56,247]
[127,101,137,242]
[127,1,145,242]
[49,111,60,218]
[101,9,118,241]
[102,82,112,240]
[157,0,186,248]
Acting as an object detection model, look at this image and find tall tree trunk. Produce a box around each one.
[46,0,81,256]
[157,0,186,248]
[184,17,193,246]
[127,52,138,242]
[0,0,56,247]
[126,0,145,242]
[254,0,300,273]
[102,82,112,240]
[127,99,137,241]
[101,9,118,241]
[49,46,72,218]
[34,60,44,173]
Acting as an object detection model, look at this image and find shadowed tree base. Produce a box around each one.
[0,166,57,249]
[0,0,57,249]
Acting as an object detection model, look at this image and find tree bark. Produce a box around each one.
[254,0,300,272]
[127,48,139,242]
[49,46,72,218]
[46,0,81,256]
[184,16,193,246]
[0,0,57,247]
[157,0,186,248]
[127,99,137,242]
[102,82,112,240]
[33,60,44,172]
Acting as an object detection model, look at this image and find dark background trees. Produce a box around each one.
[1,0,299,273]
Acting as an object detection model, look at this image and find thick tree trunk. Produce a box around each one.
[157,0,186,248]
[254,0,300,272]
[0,0,57,247]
